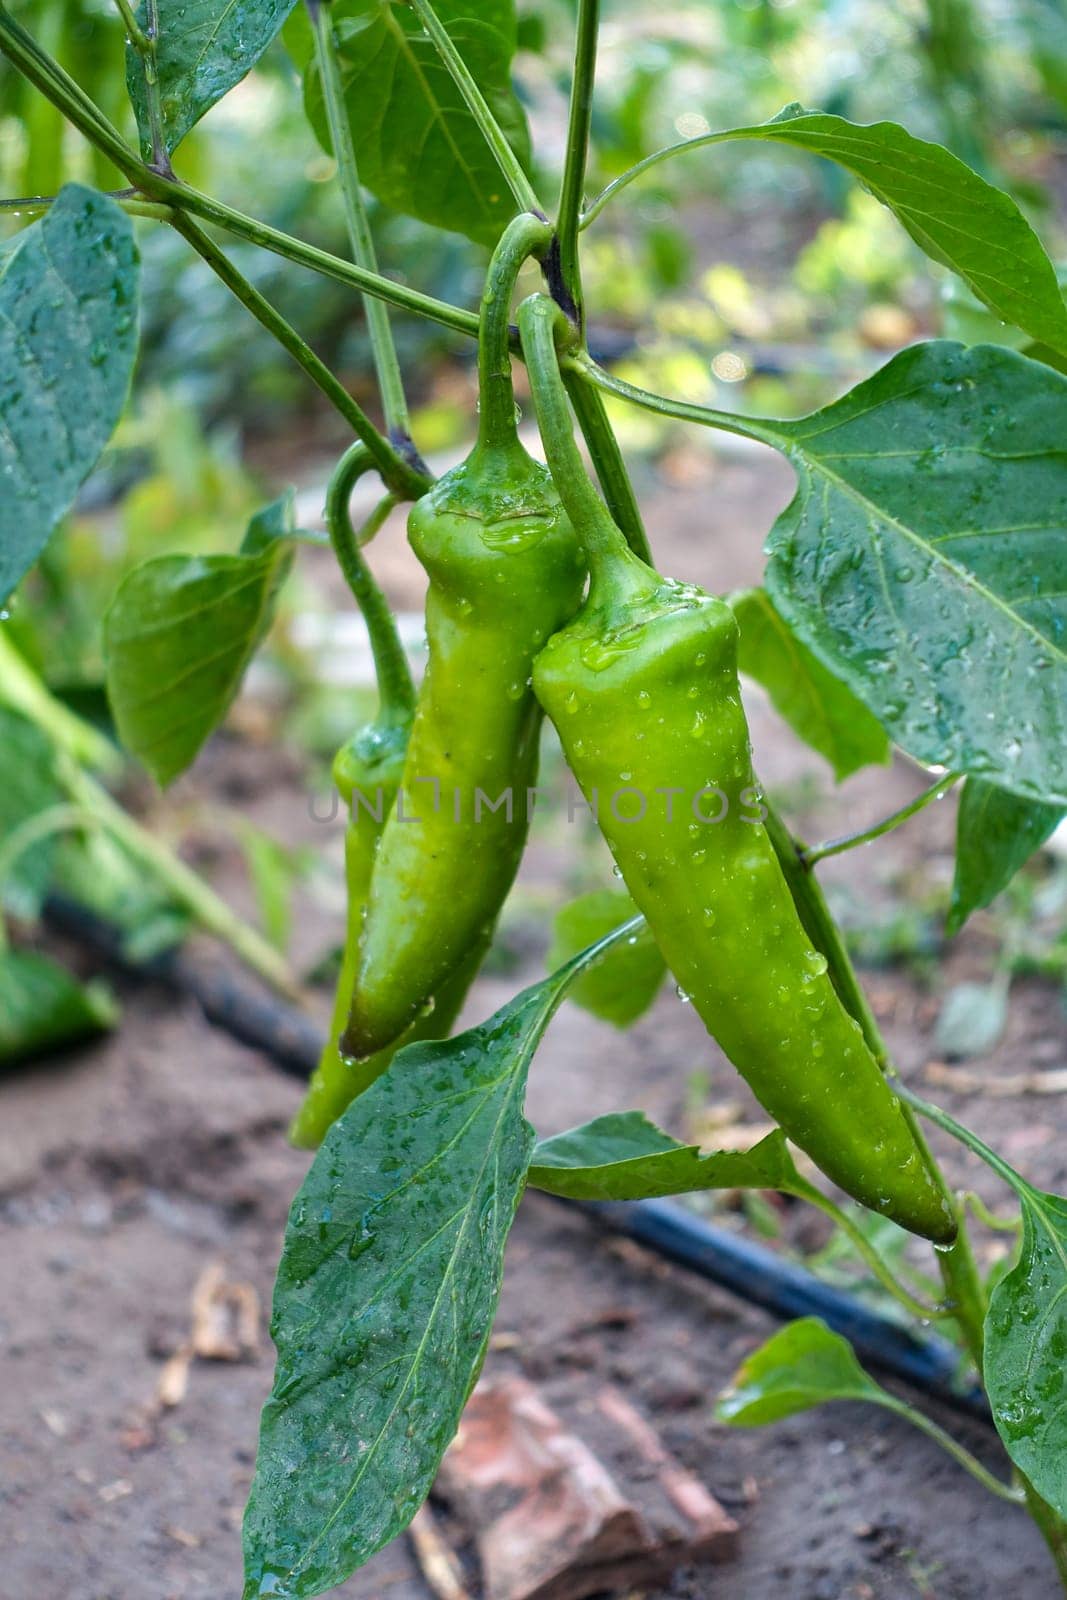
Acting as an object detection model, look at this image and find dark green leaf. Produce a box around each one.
[127,0,300,157]
[986,1181,1067,1517]
[530,1113,812,1203]
[732,111,1067,356]
[0,186,139,604]
[729,587,890,781]
[103,497,295,786]
[0,949,118,1066]
[0,706,63,919]
[948,778,1064,933]
[303,0,531,246]
[547,890,665,1027]
[716,1316,887,1426]
[243,919,638,1596]
[763,342,1067,806]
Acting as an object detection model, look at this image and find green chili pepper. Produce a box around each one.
[290,445,485,1147]
[342,218,587,1059]
[520,294,955,1245]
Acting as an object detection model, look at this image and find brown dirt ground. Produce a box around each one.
[2,445,1065,1600]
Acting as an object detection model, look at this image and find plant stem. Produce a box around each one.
[136,0,172,174]
[0,8,481,340]
[477,213,551,451]
[518,294,638,579]
[562,368,653,564]
[877,1394,1024,1504]
[308,0,412,442]
[326,443,416,730]
[803,773,961,866]
[0,630,120,774]
[167,211,429,498]
[405,0,543,218]
[804,1189,951,1322]
[568,349,781,447]
[0,191,172,220]
[0,804,105,955]
[111,0,148,51]
[58,759,301,999]
[556,0,598,330]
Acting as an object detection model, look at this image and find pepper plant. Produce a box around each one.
[2,1,1067,1593]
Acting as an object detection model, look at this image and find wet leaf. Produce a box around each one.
[103,494,295,786]
[126,0,299,157]
[529,1112,813,1202]
[547,891,665,1026]
[986,1182,1067,1517]
[763,342,1067,806]
[303,0,530,246]
[0,186,139,604]
[729,587,890,781]
[948,778,1064,933]
[716,1316,888,1426]
[243,919,639,1596]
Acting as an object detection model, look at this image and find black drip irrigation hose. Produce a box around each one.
[44,891,989,1424]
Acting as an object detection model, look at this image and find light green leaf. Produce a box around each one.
[547,890,665,1027]
[303,0,531,246]
[127,0,299,157]
[986,1181,1067,1517]
[0,186,139,604]
[716,1317,888,1426]
[729,587,890,781]
[948,778,1064,933]
[763,342,1067,807]
[0,949,118,1066]
[730,110,1067,356]
[530,1112,812,1203]
[0,706,63,919]
[242,916,640,1596]
[103,495,295,786]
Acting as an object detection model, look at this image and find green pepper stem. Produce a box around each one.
[405,0,544,219]
[326,443,417,730]
[168,211,428,500]
[561,368,654,565]
[112,0,149,52]
[477,213,552,452]
[802,772,961,866]
[308,0,412,443]
[556,0,599,329]
[518,294,650,601]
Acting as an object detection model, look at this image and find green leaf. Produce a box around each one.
[303,0,531,246]
[730,110,1067,357]
[546,890,665,1027]
[529,1113,813,1203]
[0,706,63,919]
[0,186,139,605]
[103,495,295,786]
[243,916,640,1596]
[716,1316,888,1426]
[0,949,118,1066]
[986,1181,1067,1517]
[127,0,300,157]
[948,778,1064,933]
[763,342,1067,807]
[729,588,890,781]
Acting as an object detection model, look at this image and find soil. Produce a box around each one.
[2,444,1065,1600]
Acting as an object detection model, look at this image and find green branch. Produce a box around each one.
[802,773,961,866]
[476,213,551,450]
[556,0,599,328]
